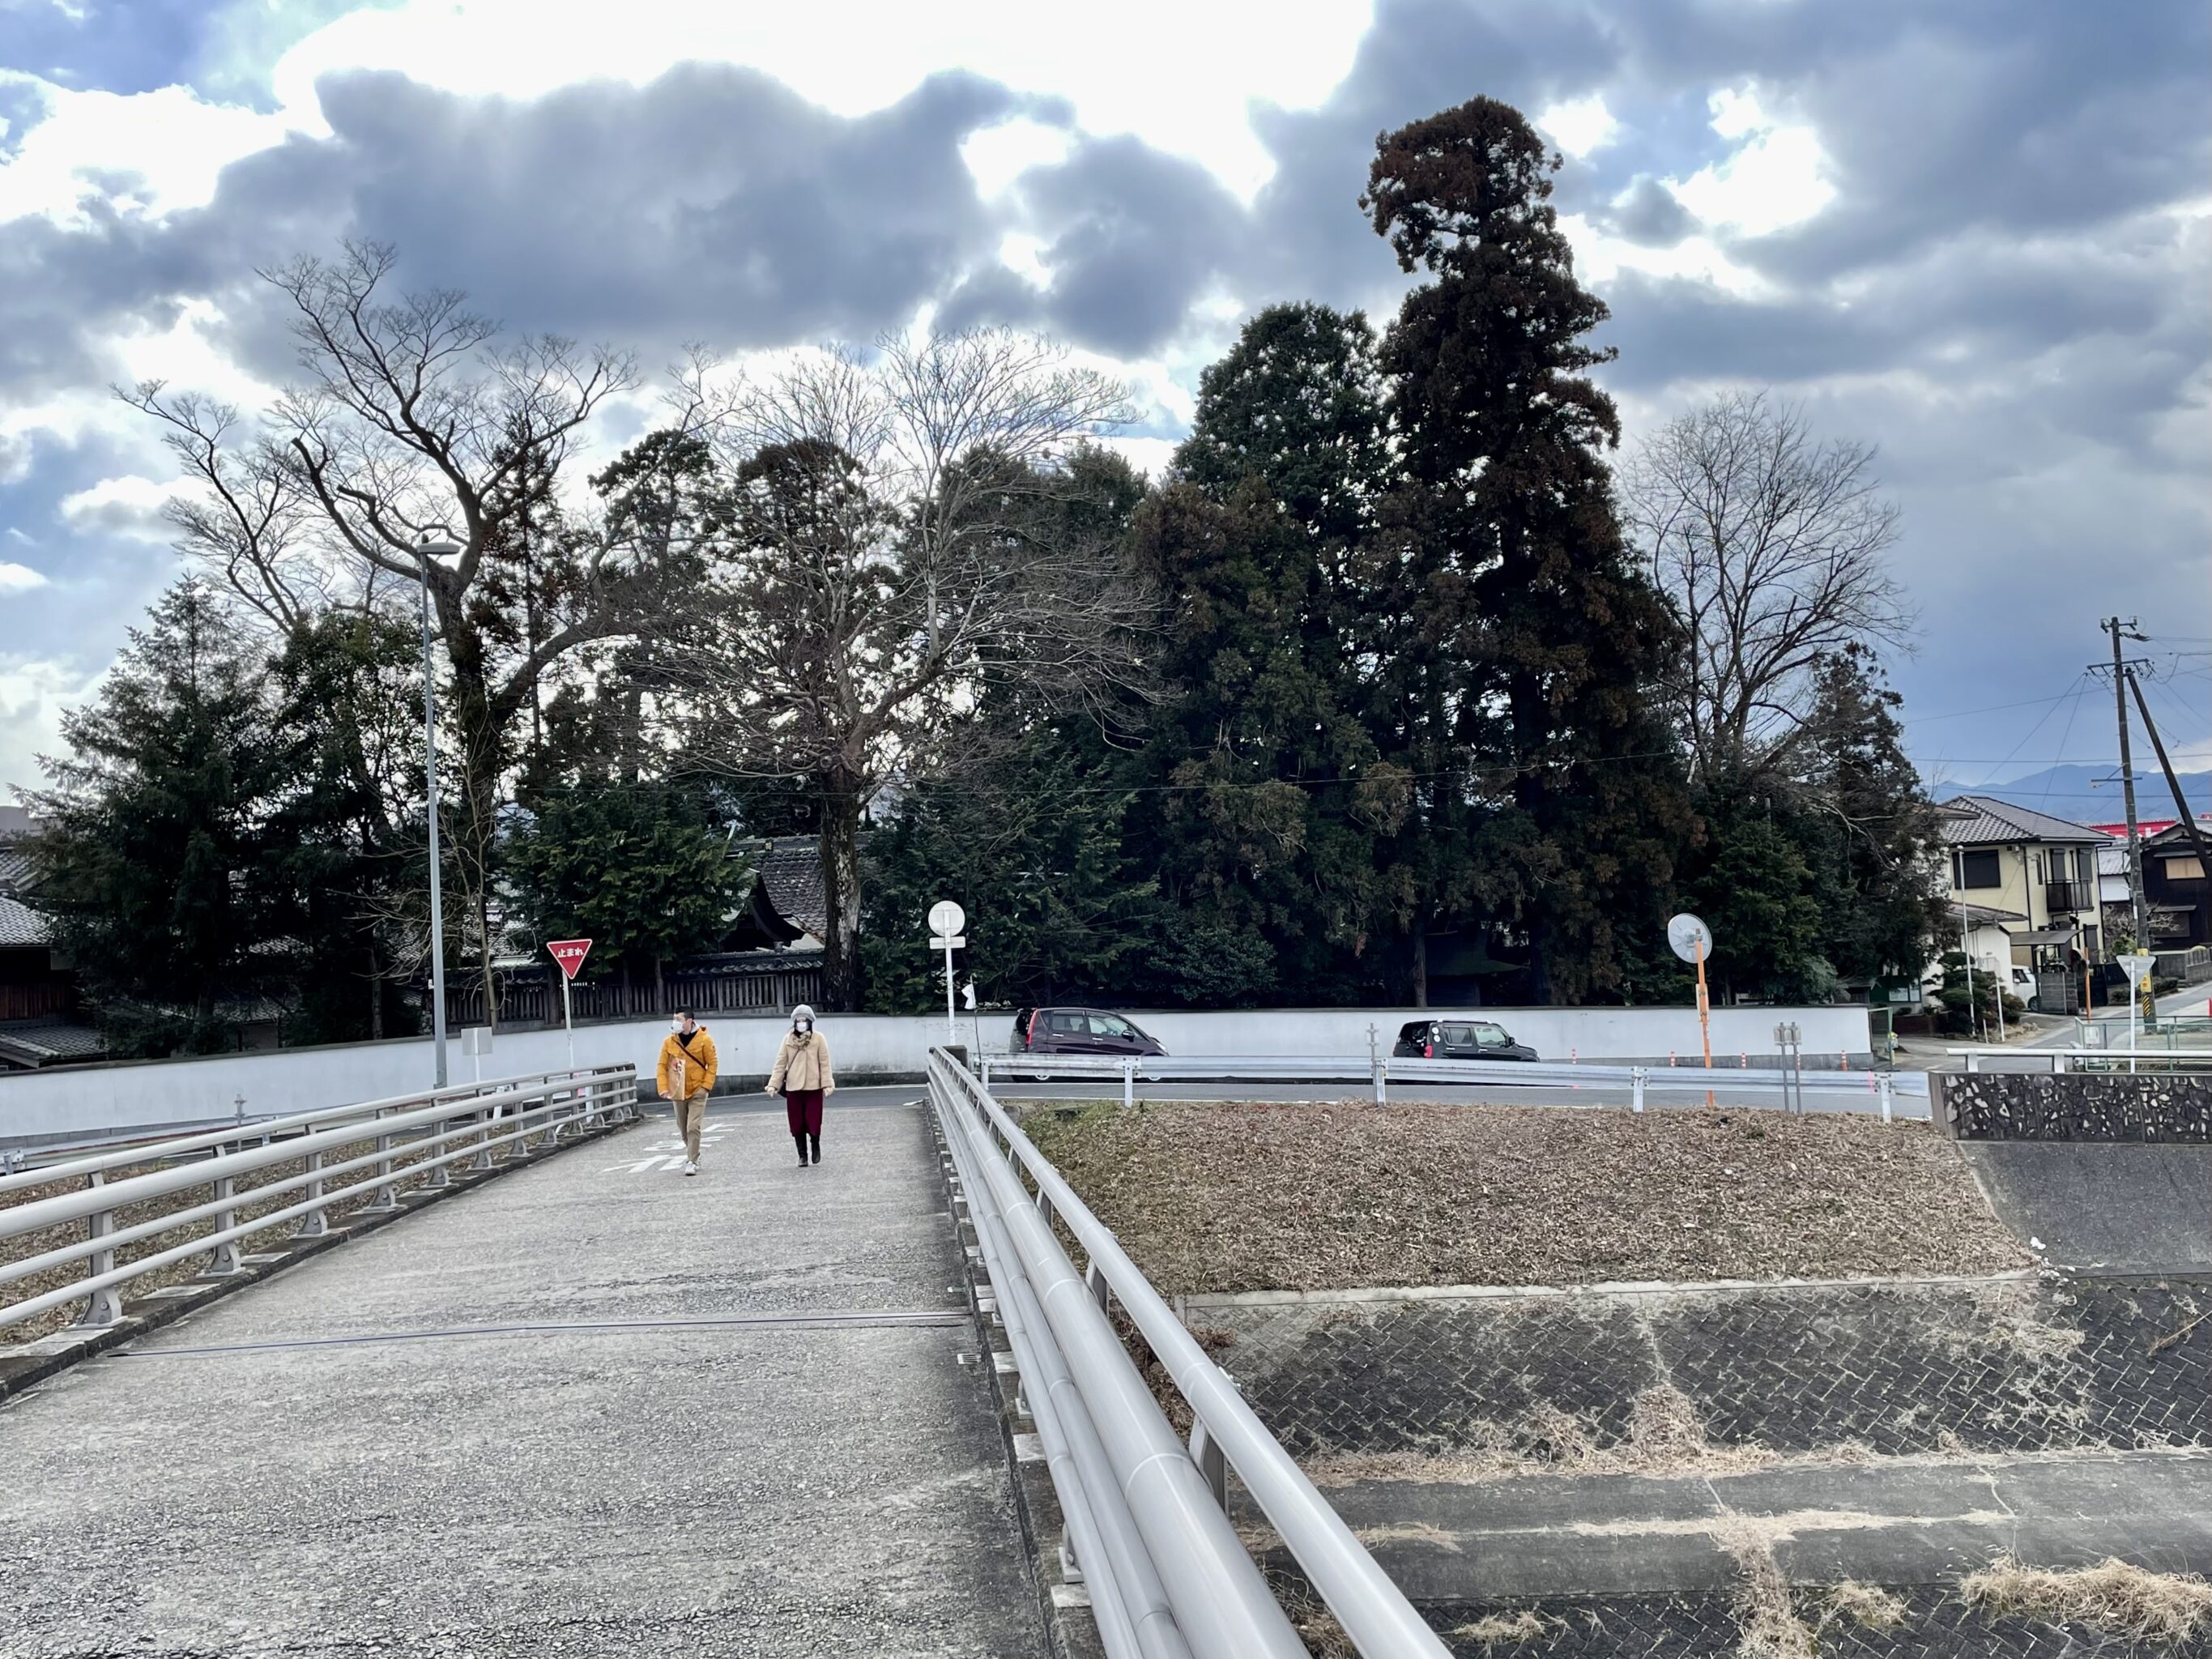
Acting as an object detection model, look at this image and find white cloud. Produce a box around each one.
[1669,85,1836,236]
[0,560,49,593]
[1537,94,1618,160]
[0,72,300,226]
[0,653,102,796]
[266,0,1375,199]
[994,231,1052,288]
[962,117,1075,202]
[1559,212,1774,299]
[57,475,184,541]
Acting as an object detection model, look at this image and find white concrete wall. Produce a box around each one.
[1,1002,1875,1145]
[1118,1004,1873,1066]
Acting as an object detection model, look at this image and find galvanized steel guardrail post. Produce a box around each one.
[928,1048,1451,1658]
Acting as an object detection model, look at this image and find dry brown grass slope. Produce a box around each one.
[1021,1100,2029,1294]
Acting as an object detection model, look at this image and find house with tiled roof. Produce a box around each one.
[1938,795,2111,1011]
[0,804,105,1068]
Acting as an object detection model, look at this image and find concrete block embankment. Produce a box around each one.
[1933,1071,2212,1141]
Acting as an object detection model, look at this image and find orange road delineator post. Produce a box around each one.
[1695,936,1715,1107]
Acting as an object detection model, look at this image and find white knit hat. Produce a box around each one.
[792,1004,816,1022]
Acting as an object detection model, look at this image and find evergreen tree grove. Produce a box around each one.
[29,585,296,1052]
[1363,97,1694,1001]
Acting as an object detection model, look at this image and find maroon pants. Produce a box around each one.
[784,1089,825,1136]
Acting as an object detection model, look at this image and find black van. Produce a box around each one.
[1392,1017,1538,1061]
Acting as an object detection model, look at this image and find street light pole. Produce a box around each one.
[417,529,461,1089]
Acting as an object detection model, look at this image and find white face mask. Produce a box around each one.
[795,1020,812,1034]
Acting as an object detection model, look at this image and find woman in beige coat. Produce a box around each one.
[766,1004,836,1166]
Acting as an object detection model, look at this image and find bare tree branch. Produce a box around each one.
[1624,390,1911,785]
[650,329,1154,1006]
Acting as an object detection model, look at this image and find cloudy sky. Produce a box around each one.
[2,0,2206,808]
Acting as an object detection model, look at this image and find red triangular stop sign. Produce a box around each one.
[547,939,593,980]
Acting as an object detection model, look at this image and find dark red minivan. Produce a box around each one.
[1010,1007,1168,1058]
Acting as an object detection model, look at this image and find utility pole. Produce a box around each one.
[2100,617,2150,992]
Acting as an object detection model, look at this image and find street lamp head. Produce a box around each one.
[415,524,462,559]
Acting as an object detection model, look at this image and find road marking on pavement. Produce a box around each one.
[605,1123,736,1173]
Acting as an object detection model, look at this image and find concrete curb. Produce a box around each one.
[0,1115,633,1405]
[1176,1268,2043,1314]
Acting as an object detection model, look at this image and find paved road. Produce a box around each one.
[0,1103,1045,1657]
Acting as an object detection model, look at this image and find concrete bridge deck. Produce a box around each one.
[0,1101,1045,1657]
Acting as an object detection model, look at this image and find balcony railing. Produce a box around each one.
[2044,878,2095,913]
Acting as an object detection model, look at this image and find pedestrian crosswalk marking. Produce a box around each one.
[604,1122,733,1175]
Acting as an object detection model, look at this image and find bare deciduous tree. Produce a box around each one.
[128,241,662,1026]
[1625,391,1911,784]
[658,330,1156,1008]
[120,385,337,633]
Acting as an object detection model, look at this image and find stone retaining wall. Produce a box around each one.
[1933,1071,2212,1141]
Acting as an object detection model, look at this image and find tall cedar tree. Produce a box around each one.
[1131,303,1403,999]
[1363,99,1692,1001]
[28,585,297,1053]
[1798,646,1946,987]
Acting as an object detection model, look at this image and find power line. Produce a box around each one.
[2035,677,2093,810]
[1900,689,2095,727]
[1961,673,2087,791]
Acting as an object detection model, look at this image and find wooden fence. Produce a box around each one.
[442,954,824,1030]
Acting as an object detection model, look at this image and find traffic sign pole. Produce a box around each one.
[926,902,966,1047]
[1669,913,1716,1108]
[1696,936,1713,1106]
[2118,952,2156,1075]
[546,940,594,1075]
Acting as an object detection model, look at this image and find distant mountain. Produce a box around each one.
[1933,764,2212,830]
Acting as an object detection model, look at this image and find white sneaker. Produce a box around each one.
[684,1159,698,1176]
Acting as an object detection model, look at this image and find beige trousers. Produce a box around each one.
[675,1090,709,1160]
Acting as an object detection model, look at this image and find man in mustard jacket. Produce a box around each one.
[655,1010,718,1176]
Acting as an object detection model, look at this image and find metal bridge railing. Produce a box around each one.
[0,1066,639,1183]
[928,1048,1450,1659]
[1,1064,638,1332]
[1946,1044,2212,1075]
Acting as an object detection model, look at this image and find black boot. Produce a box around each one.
[795,1133,809,1167]
[808,1132,821,1165]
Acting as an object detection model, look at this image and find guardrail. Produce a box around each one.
[928,1049,1448,1657]
[1,1065,638,1332]
[979,1052,1923,1120]
[1945,1046,2212,1075]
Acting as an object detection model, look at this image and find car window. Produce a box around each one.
[1475,1024,1509,1047]
[1047,1011,1085,1034]
[1440,1023,1477,1046]
[1397,1022,1430,1043]
[1089,1014,1135,1038]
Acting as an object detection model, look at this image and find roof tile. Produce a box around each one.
[1938,794,2109,847]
